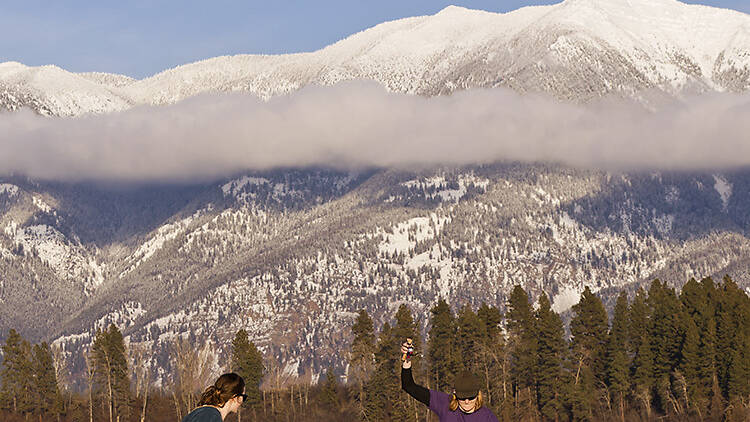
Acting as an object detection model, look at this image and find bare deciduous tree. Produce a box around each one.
[170,337,216,418]
[129,343,151,422]
[84,349,95,422]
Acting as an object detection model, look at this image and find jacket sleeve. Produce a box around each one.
[401,367,430,406]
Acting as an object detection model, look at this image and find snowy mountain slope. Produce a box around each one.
[5,165,750,388]
[0,62,133,116]
[0,184,106,292]
[3,0,750,116]
[77,72,136,89]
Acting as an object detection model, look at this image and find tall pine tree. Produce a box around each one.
[32,342,61,417]
[349,309,376,420]
[92,324,130,422]
[535,293,566,421]
[231,329,264,417]
[570,286,609,419]
[363,322,398,421]
[455,304,483,373]
[720,276,750,400]
[428,299,457,392]
[629,288,654,416]
[606,291,631,422]
[0,329,34,415]
[507,285,538,420]
[477,303,505,409]
[647,280,686,414]
[679,278,717,415]
[392,304,421,422]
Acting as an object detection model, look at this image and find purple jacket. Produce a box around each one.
[429,390,500,422]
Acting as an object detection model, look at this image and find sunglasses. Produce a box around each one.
[453,391,477,401]
[236,393,248,402]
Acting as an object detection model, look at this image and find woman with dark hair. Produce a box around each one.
[400,340,499,421]
[181,373,246,422]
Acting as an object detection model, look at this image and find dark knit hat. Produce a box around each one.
[453,370,481,399]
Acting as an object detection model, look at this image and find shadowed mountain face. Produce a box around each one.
[2,165,750,388]
[2,0,750,116]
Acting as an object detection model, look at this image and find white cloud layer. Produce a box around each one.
[2,81,750,182]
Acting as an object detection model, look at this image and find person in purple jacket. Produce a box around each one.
[401,340,500,421]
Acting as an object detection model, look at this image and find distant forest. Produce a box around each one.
[2,276,749,421]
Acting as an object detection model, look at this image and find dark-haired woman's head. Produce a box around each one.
[198,373,246,409]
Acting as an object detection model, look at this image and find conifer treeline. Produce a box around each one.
[0,327,267,422]
[2,276,750,421]
[349,276,750,421]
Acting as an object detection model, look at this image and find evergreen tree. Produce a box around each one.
[679,278,716,414]
[392,304,421,422]
[606,291,630,422]
[629,288,654,415]
[704,275,750,406]
[570,286,609,419]
[231,329,264,414]
[715,277,738,398]
[349,309,376,420]
[320,367,339,412]
[647,280,685,414]
[0,329,34,415]
[507,285,537,400]
[535,293,565,421]
[428,299,457,391]
[92,324,130,422]
[477,303,505,408]
[455,304,483,373]
[363,322,398,422]
[31,342,61,417]
[723,277,750,399]
[571,287,609,383]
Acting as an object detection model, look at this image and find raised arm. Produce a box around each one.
[400,340,429,406]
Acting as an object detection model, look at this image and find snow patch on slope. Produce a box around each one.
[32,195,52,213]
[713,174,732,211]
[0,184,19,197]
[378,213,450,255]
[552,285,582,313]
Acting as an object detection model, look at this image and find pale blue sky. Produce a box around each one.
[1,0,748,79]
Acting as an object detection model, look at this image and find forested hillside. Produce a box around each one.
[3,277,748,421]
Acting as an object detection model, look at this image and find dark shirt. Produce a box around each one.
[181,406,222,422]
[401,368,500,422]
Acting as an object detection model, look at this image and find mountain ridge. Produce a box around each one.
[2,0,750,116]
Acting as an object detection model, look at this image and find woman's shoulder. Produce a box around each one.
[181,406,222,422]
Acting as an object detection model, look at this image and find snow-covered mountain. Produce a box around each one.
[3,166,750,388]
[3,0,750,389]
[3,0,750,116]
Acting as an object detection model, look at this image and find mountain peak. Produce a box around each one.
[437,5,469,13]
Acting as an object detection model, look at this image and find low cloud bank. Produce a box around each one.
[2,81,750,182]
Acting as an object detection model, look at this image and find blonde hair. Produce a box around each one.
[449,390,483,412]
